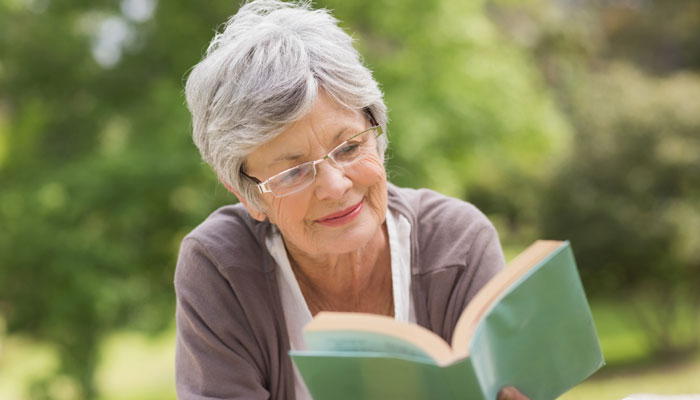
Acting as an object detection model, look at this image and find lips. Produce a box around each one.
[315,199,364,226]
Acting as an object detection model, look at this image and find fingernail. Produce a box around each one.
[499,386,515,399]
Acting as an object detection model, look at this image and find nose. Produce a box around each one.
[313,158,352,200]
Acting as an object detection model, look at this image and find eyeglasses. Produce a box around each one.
[242,125,383,197]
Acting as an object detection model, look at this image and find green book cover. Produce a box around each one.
[290,241,605,400]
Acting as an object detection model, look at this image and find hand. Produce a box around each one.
[497,386,530,400]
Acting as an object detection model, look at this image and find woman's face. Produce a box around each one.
[244,92,387,258]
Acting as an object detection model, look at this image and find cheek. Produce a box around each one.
[350,157,386,186]
[266,196,309,230]
[350,158,387,218]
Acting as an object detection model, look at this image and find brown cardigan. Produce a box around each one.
[174,184,506,399]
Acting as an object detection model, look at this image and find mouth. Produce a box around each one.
[315,199,364,227]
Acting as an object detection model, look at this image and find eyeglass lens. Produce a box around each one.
[268,127,377,196]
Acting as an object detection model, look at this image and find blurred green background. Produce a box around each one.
[1,0,699,398]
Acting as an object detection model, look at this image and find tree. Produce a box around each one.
[0,0,572,396]
[538,63,700,357]
[0,1,233,397]
[489,0,700,358]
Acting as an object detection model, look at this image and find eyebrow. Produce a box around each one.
[266,127,352,168]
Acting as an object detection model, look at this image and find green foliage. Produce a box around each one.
[538,63,700,355]
[2,0,699,397]
[594,0,700,74]
[487,0,700,359]
[0,1,569,395]
[0,1,234,397]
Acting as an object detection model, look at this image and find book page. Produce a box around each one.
[304,312,458,365]
[305,330,438,363]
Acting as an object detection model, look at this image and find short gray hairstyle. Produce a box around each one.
[185,0,388,211]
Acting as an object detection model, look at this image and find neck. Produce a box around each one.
[287,223,393,316]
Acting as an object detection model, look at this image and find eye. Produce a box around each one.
[276,164,313,187]
[279,167,302,183]
[337,142,360,155]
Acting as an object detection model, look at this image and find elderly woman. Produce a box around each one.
[176,1,527,399]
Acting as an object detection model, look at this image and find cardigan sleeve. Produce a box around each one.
[174,237,270,400]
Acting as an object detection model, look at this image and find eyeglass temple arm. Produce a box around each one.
[241,170,272,194]
[364,108,383,138]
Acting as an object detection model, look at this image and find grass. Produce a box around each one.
[561,355,700,399]
[0,335,59,399]
[560,298,700,398]
[0,329,177,400]
[1,300,699,399]
[95,330,176,400]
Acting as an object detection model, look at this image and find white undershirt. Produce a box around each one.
[266,208,414,400]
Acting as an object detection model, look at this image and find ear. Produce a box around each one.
[221,181,268,222]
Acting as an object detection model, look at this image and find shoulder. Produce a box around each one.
[173,203,282,342]
[174,203,277,300]
[179,204,272,273]
[388,183,501,273]
[388,184,496,243]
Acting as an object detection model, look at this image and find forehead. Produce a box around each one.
[246,93,365,172]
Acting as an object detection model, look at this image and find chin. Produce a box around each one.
[318,210,383,254]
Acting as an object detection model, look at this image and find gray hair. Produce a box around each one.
[185,0,388,211]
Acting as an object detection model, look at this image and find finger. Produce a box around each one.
[497,386,530,400]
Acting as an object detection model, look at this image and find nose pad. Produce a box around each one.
[324,155,343,170]
[318,156,345,174]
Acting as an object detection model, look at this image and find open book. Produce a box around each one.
[290,241,605,400]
